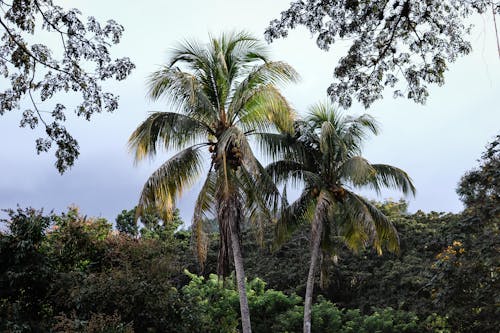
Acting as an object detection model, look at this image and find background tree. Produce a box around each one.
[429,134,499,332]
[0,0,135,172]
[116,206,183,239]
[46,206,111,272]
[264,103,415,332]
[128,31,298,333]
[0,207,55,331]
[115,208,139,237]
[456,134,499,220]
[265,0,499,108]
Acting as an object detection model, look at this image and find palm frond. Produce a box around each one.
[339,156,376,186]
[256,132,294,161]
[224,31,268,63]
[191,171,217,270]
[234,84,296,134]
[136,146,204,219]
[345,113,380,137]
[128,112,209,162]
[341,114,379,156]
[230,61,298,115]
[242,151,281,212]
[265,160,308,188]
[169,38,209,69]
[191,217,209,272]
[216,31,268,87]
[275,190,315,246]
[237,165,276,246]
[319,119,346,174]
[342,190,400,254]
[367,164,416,196]
[307,101,336,127]
[147,68,218,123]
[193,170,217,223]
[325,191,369,253]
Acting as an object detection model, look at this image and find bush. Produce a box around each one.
[52,311,134,333]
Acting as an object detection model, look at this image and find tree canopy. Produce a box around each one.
[0,0,135,172]
[265,0,499,108]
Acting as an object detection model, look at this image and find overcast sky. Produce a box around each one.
[1,1,499,226]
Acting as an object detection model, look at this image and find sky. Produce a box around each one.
[1,1,499,226]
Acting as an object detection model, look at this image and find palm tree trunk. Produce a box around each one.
[230,220,252,333]
[219,192,252,333]
[303,203,324,333]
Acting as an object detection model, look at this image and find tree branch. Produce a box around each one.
[0,15,80,80]
[33,0,67,50]
[28,60,47,127]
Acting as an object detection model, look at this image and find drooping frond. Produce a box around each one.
[256,132,296,161]
[237,163,277,245]
[344,113,380,139]
[128,112,209,162]
[275,190,315,246]
[136,146,203,219]
[366,164,416,196]
[240,144,281,212]
[341,189,400,254]
[191,217,209,272]
[266,160,309,188]
[339,156,377,186]
[192,170,217,269]
[193,170,217,223]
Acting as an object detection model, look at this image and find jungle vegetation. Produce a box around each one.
[0,135,498,332]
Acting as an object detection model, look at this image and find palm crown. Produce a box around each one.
[128,32,298,333]
[266,102,416,253]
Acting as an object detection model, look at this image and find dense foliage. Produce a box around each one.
[0,207,449,332]
[0,0,135,172]
[239,203,498,333]
[0,136,498,332]
[266,0,499,108]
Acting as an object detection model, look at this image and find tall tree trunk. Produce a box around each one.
[219,191,252,333]
[303,201,324,333]
[230,218,252,333]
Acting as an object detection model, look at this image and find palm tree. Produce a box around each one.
[263,102,416,333]
[128,32,298,333]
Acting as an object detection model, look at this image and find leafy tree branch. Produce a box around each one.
[266,0,499,108]
[0,0,135,172]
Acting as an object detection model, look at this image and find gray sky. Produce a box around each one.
[1,1,499,226]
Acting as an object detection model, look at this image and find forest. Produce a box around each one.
[1,135,498,332]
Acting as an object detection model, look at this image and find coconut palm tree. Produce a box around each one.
[128,32,298,333]
[262,102,416,333]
